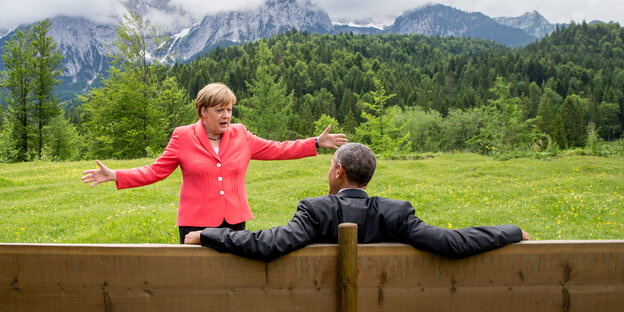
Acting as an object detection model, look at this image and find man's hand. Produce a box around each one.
[184,230,202,244]
[521,230,530,240]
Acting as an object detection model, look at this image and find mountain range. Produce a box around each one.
[0,0,565,100]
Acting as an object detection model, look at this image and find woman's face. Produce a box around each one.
[201,103,232,136]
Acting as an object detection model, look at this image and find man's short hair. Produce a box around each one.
[334,143,376,186]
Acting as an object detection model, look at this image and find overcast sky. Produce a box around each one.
[1,0,622,30]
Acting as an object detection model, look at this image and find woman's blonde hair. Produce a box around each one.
[195,83,237,118]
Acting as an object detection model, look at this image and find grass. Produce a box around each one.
[1,153,622,244]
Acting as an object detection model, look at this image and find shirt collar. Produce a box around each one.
[337,188,368,198]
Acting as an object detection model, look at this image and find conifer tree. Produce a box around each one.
[239,64,293,140]
[32,19,63,159]
[155,76,194,136]
[80,10,167,158]
[0,27,35,162]
[597,102,621,140]
[561,95,586,147]
[41,114,82,161]
[537,96,555,138]
[527,82,542,118]
[290,94,316,137]
[355,79,409,154]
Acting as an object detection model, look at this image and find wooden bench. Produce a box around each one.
[2,235,623,311]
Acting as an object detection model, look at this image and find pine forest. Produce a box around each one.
[1,16,624,162]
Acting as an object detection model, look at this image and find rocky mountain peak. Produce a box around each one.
[390,4,535,46]
[163,0,332,62]
[494,10,554,38]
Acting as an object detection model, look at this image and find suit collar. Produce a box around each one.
[219,124,231,156]
[194,120,226,161]
[337,188,368,198]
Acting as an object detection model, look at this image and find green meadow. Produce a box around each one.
[1,154,622,244]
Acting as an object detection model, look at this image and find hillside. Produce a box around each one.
[167,22,624,145]
[0,1,559,100]
[2,18,622,163]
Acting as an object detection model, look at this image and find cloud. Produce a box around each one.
[138,0,267,30]
[311,0,408,24]
[444,0,620,23]
[168,0,265,20]
[0,0,622,30]
[311,0,624,24]
[0,0,126,29]
[0,0,267,31]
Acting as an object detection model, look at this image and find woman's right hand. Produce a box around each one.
[81,160,117,187]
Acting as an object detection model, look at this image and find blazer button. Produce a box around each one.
[218,177,223,181]
[216,163,222,168]
[219,191,224,195]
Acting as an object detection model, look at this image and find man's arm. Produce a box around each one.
[191,203,319,261]
[397,202,525,258]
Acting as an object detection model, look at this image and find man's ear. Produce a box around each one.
[336,164,345,179]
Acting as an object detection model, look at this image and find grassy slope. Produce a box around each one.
[1,154,622,244]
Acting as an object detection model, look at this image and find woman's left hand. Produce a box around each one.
[317,125,348,150]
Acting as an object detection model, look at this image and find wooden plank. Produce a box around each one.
[357,241,624,287]
[356,285,624,312]
[0,244,267,289]
[1,288,338,312]
[358,286,562,311]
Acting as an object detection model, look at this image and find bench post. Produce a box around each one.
[338,223,358,312]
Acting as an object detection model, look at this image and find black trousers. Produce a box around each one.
[178,220,245,244]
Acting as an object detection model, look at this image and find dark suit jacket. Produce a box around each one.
[200,188,523,261]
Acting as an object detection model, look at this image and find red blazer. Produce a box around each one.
[115,121,317,227]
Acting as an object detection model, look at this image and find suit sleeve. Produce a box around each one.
[199,200,319,261]
[115,128,180,189]
[244,126,317,160]
[397,202,523,258]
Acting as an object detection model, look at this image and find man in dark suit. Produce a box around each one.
[185,143,530,261]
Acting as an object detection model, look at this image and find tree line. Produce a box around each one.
[167,22,623,157]
[1,15,623,163]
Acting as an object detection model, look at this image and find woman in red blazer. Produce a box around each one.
[82,83,347,243]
